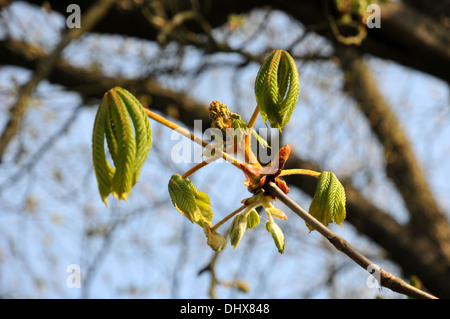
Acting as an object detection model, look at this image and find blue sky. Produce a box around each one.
[0,1,448,299]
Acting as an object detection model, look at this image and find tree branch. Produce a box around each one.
[337,46,450,267]
[266,181,438,299]
[0,0,117,162]
[21,0,450,82]
[2,37,450,297]
[283,154,450,298]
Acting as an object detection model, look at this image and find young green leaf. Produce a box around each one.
[264,206,287,220]
[307,171,347,232]
[92,97,115,205]
[266,219,285,254]
[186,178,213,227]
[261,196,287,220]
[229,212,249,249]
[168,174,213,227]
[255,49,300,131]
[168,174,198,223]
[92,87,152,206]
[203,225,228,251]
[108,91,136,201]
[115,88,152,186]
[247,209,260,230]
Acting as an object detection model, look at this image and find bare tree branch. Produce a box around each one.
[1,25,450,297]
[21,0,450,82]
[0,0,117,162]
[266,181,437,299]
[337,46,450,266]
[1,0,449,301]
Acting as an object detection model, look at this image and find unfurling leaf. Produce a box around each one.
[261,196,287,220]
[168,174,197,222]
[307,171,346,232]
[229,212,249,249]
[247,209,260,229]
[264,206,287,220]
[255,49,300,131]
[203,225,228,251]
[168,174,213,227]
[92,87,151,206]
[266,219,285,254]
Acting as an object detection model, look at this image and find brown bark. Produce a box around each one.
[337,47,450,264]
[21,0,450,83]
[0,0,117,162]
[1,1,450,297]
[3,37,450,296]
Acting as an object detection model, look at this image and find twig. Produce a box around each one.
[244,105,261,167]
[182,154,221,178]
[144,108,245,169]
[266,181,438,299]
[279,169,321,178]
[0,104,83,194]
[198,250,221,299]
[211,204,246,232]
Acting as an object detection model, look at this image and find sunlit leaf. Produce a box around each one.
[185,178,213,227]
[255,50,300,131]
[168,174,213,227]
[203,225,228,251]
[92,87,152,206]
[229,212,248,249]
[115,88,152,186]
[266,219,285,254]
[168,174,198,223]
[264,206,287,221]
[307,171,346,232]
[247,209,260,229]
[108,90,136,201]
[92,96,115,206]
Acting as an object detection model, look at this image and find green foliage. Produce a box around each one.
[264,206,287,221]
[247,209,260,229]
[203,225,228,251]
[266,219,285,254]
[168,174,213,227]
[254,49,300,131]
[229,212,249,249]
[307,171,346,232]
[91,50,348,257]
[229,207,260,249]
[92,87,151,206]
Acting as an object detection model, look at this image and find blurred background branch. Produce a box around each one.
[0,0,449,299]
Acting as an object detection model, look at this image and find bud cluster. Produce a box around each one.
[209,100,241,132]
